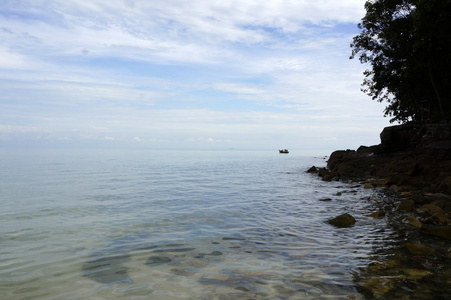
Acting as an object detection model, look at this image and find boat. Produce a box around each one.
[279,149,289,154]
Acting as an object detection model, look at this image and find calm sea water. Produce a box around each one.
[0,149,397,299]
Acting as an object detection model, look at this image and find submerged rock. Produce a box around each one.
[405,242,438,256]
[421,225,451,240]
[358,277,400,299]
[146,256,172,265]
[402,268,433,281]
[402,216,423,228]
[328,213,356,228]
[367,210,385,218]
[397,199,415,212]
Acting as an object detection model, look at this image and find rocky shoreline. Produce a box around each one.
[308,122,451,299]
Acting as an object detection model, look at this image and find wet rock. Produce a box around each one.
[402,268,433,281]
[401,191,413,198]
[425,212,449,225]
[317,167,339,181]
[405,242,438,256]
[397,199,415,212]
[358,277,400,299]
[319,198,332,202]
[307,166,318,173]
[411,256,443,271]
[402,216,423,228]
[364,183,375,189]
[368,260,400,272]
[367,210,385,218]
[418,204,443,217]
[328,213,356,228]
[421,225,451,240]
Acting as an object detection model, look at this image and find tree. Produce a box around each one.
[350,0,451,123]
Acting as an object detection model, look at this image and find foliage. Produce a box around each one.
[350,0,451,123]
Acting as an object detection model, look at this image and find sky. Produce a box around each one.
[0,0,393,152]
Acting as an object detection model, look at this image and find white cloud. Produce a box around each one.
[0,0,392,151]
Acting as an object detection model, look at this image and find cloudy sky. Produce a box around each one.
[0,0,392,152]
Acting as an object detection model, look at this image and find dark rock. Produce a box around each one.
[417,204,443,217]
[328,213,356,228]
[146,256,172,265]
[402,216,423,228]
[307,166,318,173]
[358,277,400,298]
[368,210,386,218]
[405,242,438,256]
[397,199,415,212]
[421,225,451,240]
[402,268,433,281]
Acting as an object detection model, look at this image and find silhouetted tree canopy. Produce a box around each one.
[351,0,451,123]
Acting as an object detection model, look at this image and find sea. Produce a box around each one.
[0,148,399,299]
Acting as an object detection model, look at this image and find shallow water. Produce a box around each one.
[0,149,398,299]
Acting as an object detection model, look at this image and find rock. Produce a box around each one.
[401,191,413,198]
[327,150,373,181]
[430,199,447,209]
[364,183,375,189]
[405,242,438,256]
[425,212,449,225]
[402,216,423,228]
[402,268,433,281]
[307,166,318,173]
[421,225,451,240]
[328,213,356,228]
[319,198,332,202]
[146,256,172,265]
[418,204,443,217]
[368,260,400,272]
[317,168,339,181]
[397,199,415,212]
[368,210,385,218]
[358,277,400,299]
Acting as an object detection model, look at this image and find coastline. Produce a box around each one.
[309,122,451,298]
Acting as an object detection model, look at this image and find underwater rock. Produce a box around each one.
[82,254,132,284]
[367,210,385,218]
[364,183,375,189]
[397,199,415,212]
[368,260,400,272]
[358,277,400,299]
[146,256,172,265]
[328,213,356,228]
[402,268,433,281]
[402,216,423,228]
[405,242,438,256]
[421,225,451,240]
[418,203,443,217]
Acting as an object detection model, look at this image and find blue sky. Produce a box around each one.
[0,0,392,152]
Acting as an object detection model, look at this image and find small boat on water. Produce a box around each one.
[279,149,289,154]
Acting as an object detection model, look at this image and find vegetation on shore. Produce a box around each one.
[350,0,451,123]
